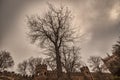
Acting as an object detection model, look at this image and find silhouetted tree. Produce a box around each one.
[88,56,106,80]
[113,37,120,57]
[112,37,120,78]
[45,46,82,80]
[0,50,14,71]
[18,60,28,75]
[27,4,75,79]
[88,56,102,72]
[17,57,43,75]
[61,46,81,80]
[28,57,42,75]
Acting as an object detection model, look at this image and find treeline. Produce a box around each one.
[0,37,120,80]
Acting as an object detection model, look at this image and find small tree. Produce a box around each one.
[17,57,43,75]
[0,50,14,71]
[18,60,28,75]
[27,4,75,79]
[61,46,81,80]
[88,56,106,80]
[88,56,102,72]
[28,57,42,75]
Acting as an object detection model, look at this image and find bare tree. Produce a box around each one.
[17,57,43,75]
[28,57,42,75]
[17,60,28,75]
[27,4,75,79]
[88,56,102,72]
[45,46,82,80]
[61,46,81,80]
[88,56,106,80]
[0,50,14,71]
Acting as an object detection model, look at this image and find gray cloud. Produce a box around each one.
[85,0,120,56]
[0,0,120,70]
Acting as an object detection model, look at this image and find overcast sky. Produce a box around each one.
[0,0,120,71]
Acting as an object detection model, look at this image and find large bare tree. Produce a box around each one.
[0,50,14,71]
[27,4,75,79]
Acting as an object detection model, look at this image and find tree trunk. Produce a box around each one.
[67,71,72,80]
[55,46,63,80]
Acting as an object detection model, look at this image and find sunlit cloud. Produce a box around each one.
[110,3,120,20]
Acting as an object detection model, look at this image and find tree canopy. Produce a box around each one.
[27,4,76,79]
